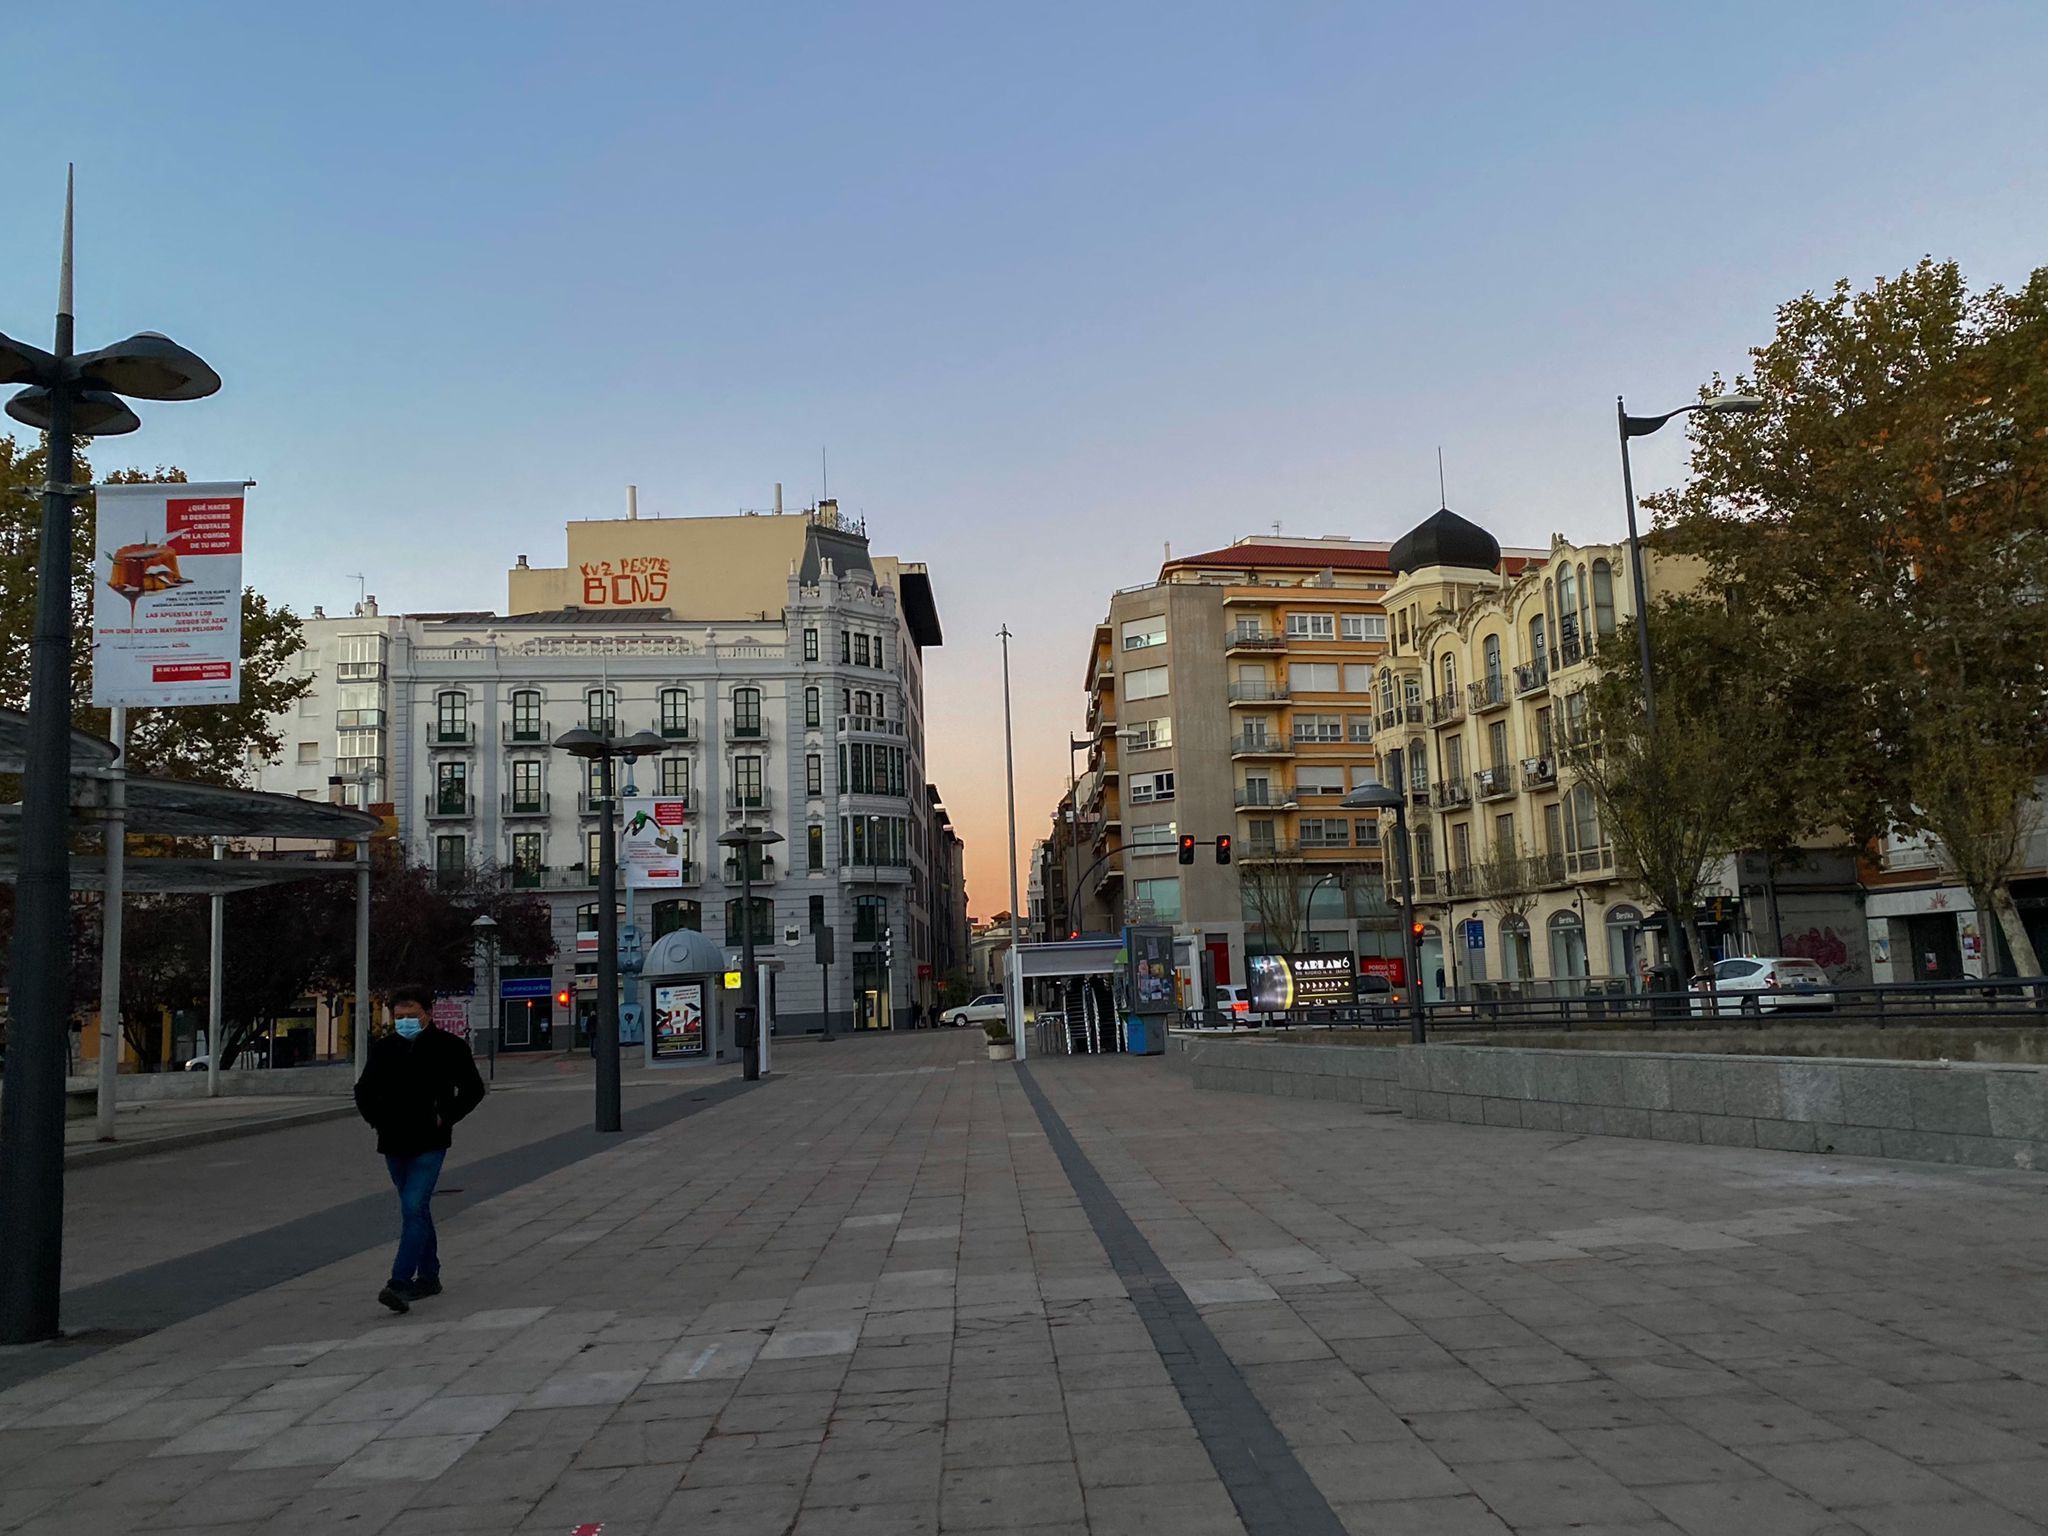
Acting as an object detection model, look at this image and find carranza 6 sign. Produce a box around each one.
[581,556,671,606]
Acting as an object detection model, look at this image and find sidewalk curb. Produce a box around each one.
[64,1102,359,1169]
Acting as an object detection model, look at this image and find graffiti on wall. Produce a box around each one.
[580,556,671,606]
[1781,926,1851,976]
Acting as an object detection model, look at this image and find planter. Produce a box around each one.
[986,1042,1015,1062]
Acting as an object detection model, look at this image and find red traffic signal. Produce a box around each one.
[1215,835,1232,865]
[555,988,572,1009]
[1409,923,1426,940]
[1177,834,1196,865]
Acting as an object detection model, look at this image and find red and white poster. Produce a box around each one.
[92,481,246,707]
[621,797,691,888]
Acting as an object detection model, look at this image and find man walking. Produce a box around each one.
[353,984,486,1313]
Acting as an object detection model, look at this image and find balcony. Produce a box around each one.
[432,722,476,747]
[657,717,697,742]
[1550,633,1587,672]
[1234,787,1295,809]
[1433,778,1473,808]
[1409,780,1431,806]
[1474,765,1515,801]
[1514,660,1549,697]
[336,707,385,730]
[501,719,553,745]
[425,791,476,821]
[1225,630,1288,654]
[1413,872,1441,898]
[1227,682,1289,705]
[510,864,544,889]
[336,660,386,682]
[727,788,774,816]
[1521,756,1558,791]
[1230,734,1295,757]
[1428,692,1465,726]
[722,853,777,884]
[1394,701,1425,726]
[502,792,551,819]
[726,717,767,741]
[576,790,611,817]
[1566,845,1615,877]
[838,714,906,737]
[1469,676,1510,714]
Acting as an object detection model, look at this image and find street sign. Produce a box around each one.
[501,976,551,1000]
[721,970,743,990]
[1463,920,1485,950]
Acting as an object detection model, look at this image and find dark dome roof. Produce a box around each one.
[1388,507,1501,577]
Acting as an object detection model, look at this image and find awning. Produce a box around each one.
[59,777,381,840]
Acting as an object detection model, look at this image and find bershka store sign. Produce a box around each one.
[92,481,247,707]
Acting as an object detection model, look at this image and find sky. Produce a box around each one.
[4,2,2045,917]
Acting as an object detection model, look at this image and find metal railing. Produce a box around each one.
[727,717,767,739]
[1522,757,1557,790]
[839,714,906,736]
[432,723,475,746]
[1231,734,1294,755]
[657,718,697,742]
[1228,682,1289,703]
[1234,788,1293,808]
[1474,765,1514,800]
[502,719,552,744]
[1469,676,1509,712]
[1434,777,1472,807]
[1428,692,1465,725]
[425,791,476,820]
[501,791,551,818]
[1226,631,1288,652]
[1513,660,1549,696]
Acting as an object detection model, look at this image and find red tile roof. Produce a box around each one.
[1166,542,1393,573]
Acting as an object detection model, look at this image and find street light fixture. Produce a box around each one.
[0,173,221,1346]
[555,726,666,1131]
[1342,782,1426,1044]
[717,825,785,1082]
[1616,391,1763,982]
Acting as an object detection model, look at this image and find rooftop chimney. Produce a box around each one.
[627,484,639,520]
[362,595,379,616]
[516,553,529,569]
[312,605,326,619]
[775,482,783,516]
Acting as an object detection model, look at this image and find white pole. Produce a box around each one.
[999,626,1023,1055]
[206,836,225,1098]
[353,830,370,1079]
[757,961,773,1077]
[93,706,127,1140]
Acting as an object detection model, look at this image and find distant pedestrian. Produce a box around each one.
[353,984,486,1314]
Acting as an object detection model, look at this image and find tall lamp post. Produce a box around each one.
[0,173,220,1345]
[718,826,783,1081]
[1617,391,1762,980]
[555,726,665,1132]
[1343,783,1425,1044]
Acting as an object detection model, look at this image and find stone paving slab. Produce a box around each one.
[4,1034,2048,1533]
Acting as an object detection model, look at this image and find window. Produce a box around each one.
[585,688,616,734]
[1246,818,1277,853]
[805,687,821,728]
[732,755,764,809]
[807,824,825,871]
[806,753,823,798]
[1565,784,1607,869]
[1493,812,1516,858]
[854,690,872,717]
[1342,664,1374,693]
[511,759,543,811]
[1295,765,1345,796]
[1347,715,1374,743]
[1286,613,1335,640]
[1129,770,1175,804]
[586,828,605,872]
[804,627,819,662]
[724,897,775,944]
[1414,826,1435,876]
[1299,817,1349,848]
[1125,665,1168,700]
[1592,560,1616,637]
[1354,818,1382,847]
[1125,717,1172,751]
[435,759,468,813]
[1240,773,1273,806]
[435,691,468,742]
[1444,736,1465,779]
[1530,615,1547,665]
[853,633,871,667]
[1451,821,1472,872]
[584,756,609,799]
[435,834,466,883]
[510,831,541,882]
[854,894,885,942]
[1439,654,1457,694]
[1483,635,1502,685]
[1349,764,1379,788]
[808,894,825,930]
[1341,614,1388,641]
[1487,720,1509,772]
[1549,911,1589,979]
[659,687,690,737]
[1121,615,1166,650]
[1293,713,1342,743]
[841,631,852,664]
[659,756,689,798]
[731,687,762,737]
[1290,661,1339,692]
[1131,878,1182,922]
[1129,821,1179,854]
[1397,610,1411,648]
[653,898,702,937]
[1543,801,1564,856]
[1557,565,1580,642]
[510,689,542,741]
[1535,705,1555,756]
[297,741,319,763]
[337,632,387,680]
[1403,676,1422,710]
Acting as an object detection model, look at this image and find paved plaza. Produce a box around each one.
[3,1031,2047,1534]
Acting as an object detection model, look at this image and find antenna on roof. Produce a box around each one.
[1438,446,1449,509]
[1271,520,1282,536]
[821,446,829,500]
[347,572,366,608]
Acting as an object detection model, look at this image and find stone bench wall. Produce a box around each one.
[1165,1032,1402,1109]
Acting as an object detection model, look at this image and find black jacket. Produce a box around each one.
[354,1026,487,1157]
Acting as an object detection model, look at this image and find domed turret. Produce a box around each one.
[1388,507,1501,577]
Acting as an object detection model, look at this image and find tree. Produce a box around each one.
[0,436,311,785]
[1239,857,1306,955]
[1648,259,2048,972]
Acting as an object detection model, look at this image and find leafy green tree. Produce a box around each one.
[1648,259,2048,973]
[0,435,310,784]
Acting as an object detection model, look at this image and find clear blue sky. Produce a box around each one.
[6,2,2044,912]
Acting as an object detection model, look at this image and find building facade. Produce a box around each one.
[257,502,949,1042]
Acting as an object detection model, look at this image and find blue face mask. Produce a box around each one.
[394,1019,425,1039]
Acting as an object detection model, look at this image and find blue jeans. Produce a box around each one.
[384,1149,446,1288]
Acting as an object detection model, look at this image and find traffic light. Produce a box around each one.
[1410,922,1426,942]
[554,988,572,1009]
[1177,834,1196,865]
[1215,835,1231,865]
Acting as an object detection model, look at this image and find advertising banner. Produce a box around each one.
[1360,956,1406,989]
[1125,926,1177,1015]
[92,481,246,707]
[431,994,471,1040]
[1248,951,1358,1012]
[653,982,705,1059]
[621,797,690,888]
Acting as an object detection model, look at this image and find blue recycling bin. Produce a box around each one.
[1124,1012,1167,1055]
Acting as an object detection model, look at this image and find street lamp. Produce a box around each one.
[1343,783,1425,1044]
[0,173,221,1345]
[1306,871,1346,954]
[717,826,784,1081]
[555,725,665,1131]
[470,912,500,1083]
[1617,391,1762,981]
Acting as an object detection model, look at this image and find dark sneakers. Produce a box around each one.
[377,1285,410,1314]
[405,1277,443,1300]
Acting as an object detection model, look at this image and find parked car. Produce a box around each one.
[1213,985,1282,1025]
[939,994,1008,1028]
[1690,956,1835,1015]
